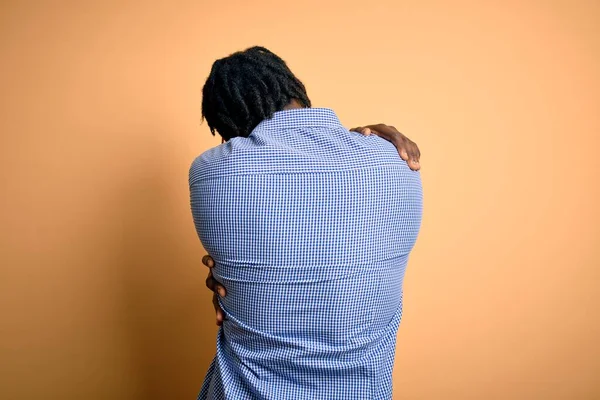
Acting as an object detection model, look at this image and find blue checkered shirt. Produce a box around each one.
[190,108,422,400]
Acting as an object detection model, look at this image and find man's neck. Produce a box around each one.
[283,98,304,111]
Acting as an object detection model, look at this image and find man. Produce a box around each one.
[190,46,423,399]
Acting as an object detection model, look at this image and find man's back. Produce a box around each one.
[190,108,422,400]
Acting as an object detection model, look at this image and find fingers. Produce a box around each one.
[209,278,227,325]
[349,127,373,136]
[387,135,420,171]
[383,133,411,164]
[205,272,216,291]
[202,255,215,268]
[399,148,409,161]
[205,272,227,296]
[204,254,226,296]
[212,293,225,326]
[405,140,421,171]
[368,124,421,171]
[203,254,227,325]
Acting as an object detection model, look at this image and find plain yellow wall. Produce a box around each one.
[1,1,599,399]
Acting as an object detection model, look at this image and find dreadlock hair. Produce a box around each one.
[201,46,312,141]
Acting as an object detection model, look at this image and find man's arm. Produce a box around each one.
[203,124,420,325]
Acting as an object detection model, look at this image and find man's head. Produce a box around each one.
[201,46,311,141]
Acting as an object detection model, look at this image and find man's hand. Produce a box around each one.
[203,255,226,326]
[350,124,421,171]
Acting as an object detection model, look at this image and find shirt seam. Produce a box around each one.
[189,162,412,187]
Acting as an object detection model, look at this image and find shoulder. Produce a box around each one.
[188,143,230,187]
[189,136,264,186]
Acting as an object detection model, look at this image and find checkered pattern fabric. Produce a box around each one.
[190,108,422,400]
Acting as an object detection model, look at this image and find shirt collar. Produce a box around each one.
[252,108,343,133]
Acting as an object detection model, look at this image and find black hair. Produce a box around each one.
[201,46,311,141]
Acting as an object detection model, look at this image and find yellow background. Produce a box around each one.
[1,1,598,399]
